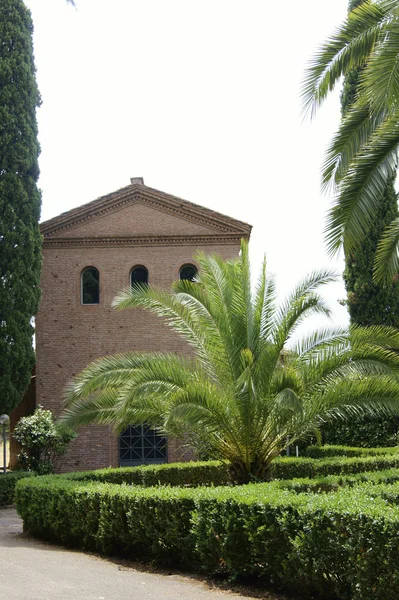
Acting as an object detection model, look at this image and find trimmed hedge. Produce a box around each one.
[322,414,399,448]
[52,454,399,489]
[16,476,198,564]
[271,453,399,479]
[62,460,230,487]
[193,483,399,600]
[272,468,399,494]
[0,471,34,506]
[304,444,399,459]
[15,474,399,600]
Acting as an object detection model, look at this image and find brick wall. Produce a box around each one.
[32,184,251,472]
[36,240,241,471]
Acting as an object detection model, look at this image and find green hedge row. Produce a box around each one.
[0,471,34,506]
[55,454,399,488]
[62,460,230,487]
[304,444,399,459]
[271,453,399,479]
[67,462,399,494]
[272,467,399,494]
[16,477,198,563]
[5,454,397,505]
[15,474,399,600]
[322,413,399,448]
[194,482,399,600]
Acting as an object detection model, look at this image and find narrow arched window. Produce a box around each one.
[81,267,100,304]
[131,265,148,287]
[179,264,198,282]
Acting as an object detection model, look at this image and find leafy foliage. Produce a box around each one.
[13,407,76,474]
[322,412,399,447]
[343,183,399,326]
[304,443,399,458]
[57,452,399,483]
[63,460,230,487]
[339,1,399,442]
[271,453,399,479]
[62,242,399,483]
[0,471,33,507]
[302,0,399,279]
[0,0,42,414]
[339,0,399,329]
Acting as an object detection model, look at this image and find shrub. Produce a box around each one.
[62,460,230,487]
[15,452,399,599]
[15,474,399,600]
[13,407,76,474]
[271,454,399,479]
[322,414,399,448]
[192,483,399,600]
[304,444,399,459]
[58,454,399,488]
[16,476,198,564]
[0,471,34,506]
[271,468,399,494]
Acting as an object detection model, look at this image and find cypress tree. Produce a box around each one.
[0,0,42,415]
[342,0,399,327]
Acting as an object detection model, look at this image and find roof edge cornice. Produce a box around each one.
[40,184,252,237]
[42,233,249,249]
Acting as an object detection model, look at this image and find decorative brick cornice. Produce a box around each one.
[41,184,252,238]
[42,233,247,249]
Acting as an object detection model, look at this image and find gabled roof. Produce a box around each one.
[41,180,252,240]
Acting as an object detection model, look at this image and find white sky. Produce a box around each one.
[25,0,350,328]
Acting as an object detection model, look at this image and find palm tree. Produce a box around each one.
[302,0,399,280]
[61,242,399,483]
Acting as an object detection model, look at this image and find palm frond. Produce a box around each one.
[350,322,399,348]
[193,251,244,378]
[302,0,396,118]
[259,268,278,341]
[239,239,255,350]
[362,15,399,111]
[252,254,267,353]
[274,292,331,351]
[322,101,386,189]
[60,389,121,429]
[318,375,399,420]
[325,112,399,254]
[374,216,399,282]
[293,326,349,358]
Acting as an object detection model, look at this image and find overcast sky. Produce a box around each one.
[24,0,350,328]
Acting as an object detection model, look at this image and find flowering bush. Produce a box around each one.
[13,407,76,474]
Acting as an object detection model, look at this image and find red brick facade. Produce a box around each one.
[33,180,251,471]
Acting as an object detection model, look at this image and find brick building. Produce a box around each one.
[28,178,251,471]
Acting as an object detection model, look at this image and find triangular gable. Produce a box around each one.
[41,181,252,240]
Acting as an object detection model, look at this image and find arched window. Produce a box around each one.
[81,267,100,304]
[179,264,197,282]
[131,265,148,287]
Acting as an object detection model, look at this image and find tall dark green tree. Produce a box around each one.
[0,0,42,415]
[342,0,399,328]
